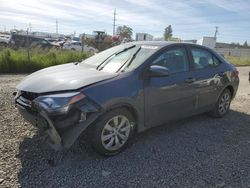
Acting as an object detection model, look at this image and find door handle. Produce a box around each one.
[185,77,196,83]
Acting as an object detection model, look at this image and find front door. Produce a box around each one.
[144,46,196,127]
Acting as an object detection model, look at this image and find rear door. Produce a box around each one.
[188,46,224,112]
[144,45,197,127]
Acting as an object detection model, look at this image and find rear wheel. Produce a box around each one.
[210,89,231,118]
[90,108,135,156]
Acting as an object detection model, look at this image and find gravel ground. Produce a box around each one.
[0,67,250,188]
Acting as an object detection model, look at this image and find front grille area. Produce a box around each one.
[15,91,39,112]
[21,91,39,101]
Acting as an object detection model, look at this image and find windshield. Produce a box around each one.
[81,44,158,73]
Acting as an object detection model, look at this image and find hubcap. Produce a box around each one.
[218,92,230,115]
[101,115,131,151]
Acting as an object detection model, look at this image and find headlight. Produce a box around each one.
[34,92,85,114]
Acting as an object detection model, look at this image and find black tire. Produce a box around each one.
[210,88,232,118]
[90,108,136,156]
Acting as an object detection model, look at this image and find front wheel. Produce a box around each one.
[210,88,232,118]
[90,108,135,156]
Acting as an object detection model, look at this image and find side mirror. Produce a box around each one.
[148,65,169,77]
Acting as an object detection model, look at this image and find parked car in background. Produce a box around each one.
[15,41,239,156]
[0,33,11,47]
[63,41,98,54]
[48,40,65,49]
[10,33,54,49]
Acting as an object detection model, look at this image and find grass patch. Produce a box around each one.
[0,48,88,73]
[225,56,250,66]
[1,48,249,74]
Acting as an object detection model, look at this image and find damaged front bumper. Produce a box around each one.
[15,91,102,150]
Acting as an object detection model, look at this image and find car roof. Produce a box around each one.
[126,41,204,48]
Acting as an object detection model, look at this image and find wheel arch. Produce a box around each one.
[225,85,234,98]
[105,103,140,132]
[216,84,235,104]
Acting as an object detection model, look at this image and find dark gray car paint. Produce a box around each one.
[15,41,239,149]
[16,63,118,93]
[143,44,196,127]
[82,71,145,132]
[82,43,239,131]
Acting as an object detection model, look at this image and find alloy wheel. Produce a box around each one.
[101,115,131,151]
[218,92,230,115]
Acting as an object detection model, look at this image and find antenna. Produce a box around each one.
[113,8,116,36]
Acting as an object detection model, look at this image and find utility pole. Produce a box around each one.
[81,33,85,53]
[4,25,6,32]
[113,8,116,36]
[26,28,30,63]
[29,23,31,32]
[14,25,16,30]
[214,26,218,40]
[56,19,58,34]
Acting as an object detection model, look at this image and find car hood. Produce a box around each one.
[16,63,118,93]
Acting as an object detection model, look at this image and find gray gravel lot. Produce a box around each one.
[0,67,250,188]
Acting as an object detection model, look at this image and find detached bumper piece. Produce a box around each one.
[15,91,101,150]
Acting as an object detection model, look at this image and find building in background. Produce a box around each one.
[136,33,153,41]
[182,39,197,44]
[168,37,181,42]
[197,36,216,49]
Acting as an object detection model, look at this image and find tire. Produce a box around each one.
[90,108,136,156]
[210,88,232,118]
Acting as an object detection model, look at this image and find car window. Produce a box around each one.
[125,47,157,71]
[152,47,189,74]
[100,47,137,72]
[40,40,48,44]
[213,56,221,66]
[82,44,158,73]
[190,48,220,70]
[72,42,80,46]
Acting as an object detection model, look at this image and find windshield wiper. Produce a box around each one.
[117,46,141,72]
[96,45,136,71]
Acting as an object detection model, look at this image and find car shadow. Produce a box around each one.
[17,110,250,187]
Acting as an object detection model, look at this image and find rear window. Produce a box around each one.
[190,48,221,70]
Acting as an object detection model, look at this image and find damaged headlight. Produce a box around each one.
[33,92,85,114]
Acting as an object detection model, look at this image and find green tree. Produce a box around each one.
[164,25,173,41]
[116,25,133,39]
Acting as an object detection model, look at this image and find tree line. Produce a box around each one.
[115,25,173,41]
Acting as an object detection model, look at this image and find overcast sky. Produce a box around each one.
[0,0,249,43]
